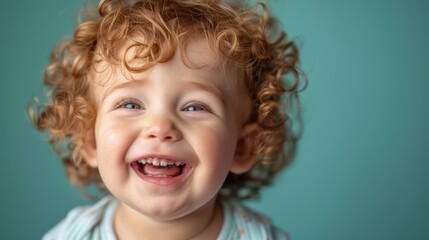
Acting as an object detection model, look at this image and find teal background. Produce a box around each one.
[1,0,428,239]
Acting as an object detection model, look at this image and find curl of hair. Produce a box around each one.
[30,0,305,200]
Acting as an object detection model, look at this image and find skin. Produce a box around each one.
[82,38,258,239]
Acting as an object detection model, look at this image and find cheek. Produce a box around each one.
[102,131,119,146]
[95,121,132,164]
[195,133,236,198]
[98,132,121,160]
[194,127,237,172]
[95,121,134,187]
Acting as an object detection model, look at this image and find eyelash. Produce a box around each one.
[183,104,205,112]
[114,99,211,113]
[115,98,143,110]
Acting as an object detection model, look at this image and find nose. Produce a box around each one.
[143,115,182,142]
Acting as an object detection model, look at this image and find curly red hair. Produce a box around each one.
[31,0,304,199]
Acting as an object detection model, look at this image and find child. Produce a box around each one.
[33,0,303,239]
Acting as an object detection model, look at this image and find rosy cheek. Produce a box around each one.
[97,121,123,144]
[105,131,119,145]
[97,130,125,168]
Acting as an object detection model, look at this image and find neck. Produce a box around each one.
[114,197,223,240]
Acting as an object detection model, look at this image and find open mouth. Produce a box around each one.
[131,158,186,178]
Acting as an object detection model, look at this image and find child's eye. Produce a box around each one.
[183,104,207,112]
[116,99,144,110]
[123,102,142,110]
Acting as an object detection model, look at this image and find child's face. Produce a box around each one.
[85,38,256,220]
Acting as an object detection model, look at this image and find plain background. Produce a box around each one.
[1,0,428,239]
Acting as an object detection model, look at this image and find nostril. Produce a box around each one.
[144,123,182,141]
[146,133,176,141]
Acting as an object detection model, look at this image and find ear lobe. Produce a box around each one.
[231,123,259,174]
[79,130,98,168]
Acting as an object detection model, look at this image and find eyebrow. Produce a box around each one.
[186,81,226,107]
[100,80,144,104]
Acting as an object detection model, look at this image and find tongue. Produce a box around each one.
[143,164,182,177]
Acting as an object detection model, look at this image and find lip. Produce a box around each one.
[130,154,193,187]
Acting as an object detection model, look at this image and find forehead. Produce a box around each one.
[91,36,241,89]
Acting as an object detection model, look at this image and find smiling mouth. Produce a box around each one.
[132,158,186,178]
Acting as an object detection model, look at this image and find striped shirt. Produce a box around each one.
[43,196,288,240]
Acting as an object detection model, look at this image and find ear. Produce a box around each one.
[231,123,259,174]
[79,130,98,168]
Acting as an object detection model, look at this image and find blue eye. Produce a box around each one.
[116,99,143,110]
[123,102,142,109]
[184,105,205,112]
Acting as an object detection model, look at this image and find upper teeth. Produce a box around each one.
[138,158,185,167]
